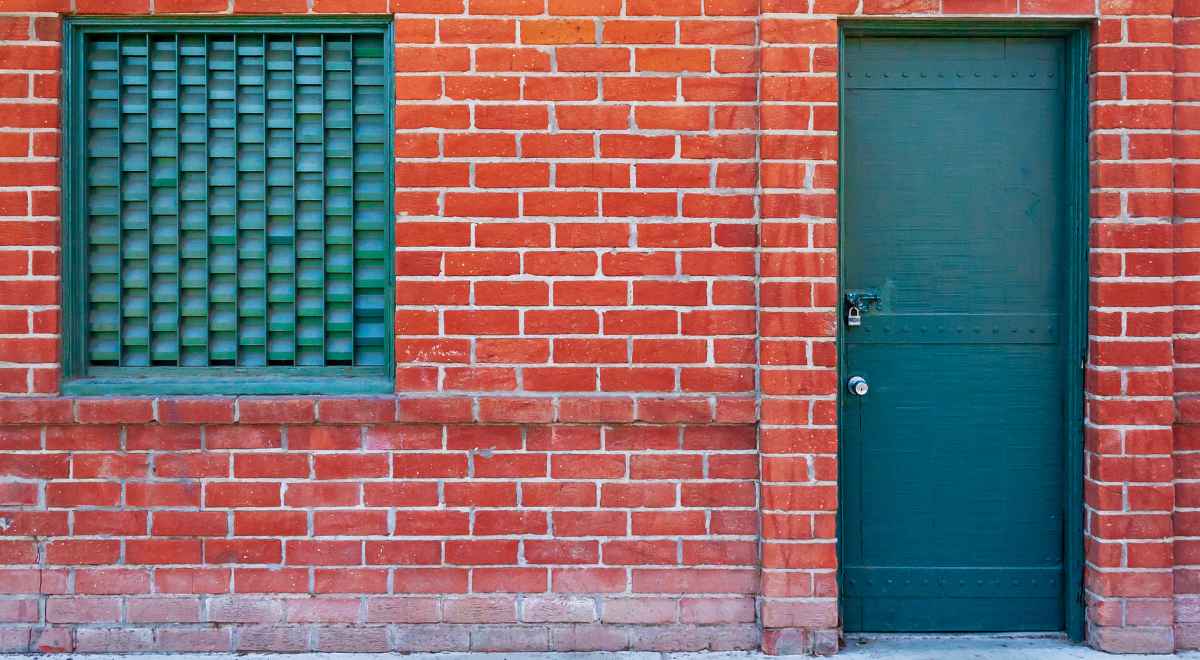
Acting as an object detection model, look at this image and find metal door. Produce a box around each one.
[840,35,1070,632]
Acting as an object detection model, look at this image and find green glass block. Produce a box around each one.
[151,304,177,329]
[180,175,206,202]
[353,115,387,144]
[89,247,120,275]
[88,189,120,214]
[238,114,266,143]
[209,130,236,158]
[86,73,117,100]
[150,187,178,214]
[238,204,267,232]
[88,99,120,128]
[120,140,148,167]
[297,260,324,288]
[326,159,352,187]
[149,247,178,272]
[210,304,236,330]
[267,159,293,187]
[325,132,352,159]
[209,187,236,213]
[88,131,119,157]
[237,172,266,200]
[239,259,267,287]
[210,246,237,273]
[295,201,322,230]
[266,128,293,154]
[353,148,387,172]
[89,337,120,364]
[89,278,120,305]
[89,38,119,68]
[268,275,296,300]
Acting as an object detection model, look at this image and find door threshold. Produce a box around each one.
[839,634,1145,659]
[847,632,1068,640]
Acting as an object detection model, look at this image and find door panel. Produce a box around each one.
[840,36,1068,633]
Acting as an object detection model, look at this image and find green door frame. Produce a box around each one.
[834,19,1091,641]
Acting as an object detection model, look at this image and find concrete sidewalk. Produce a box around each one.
[1,637,1198,659]
[840,634,1192,658]
[3,637,1199,660]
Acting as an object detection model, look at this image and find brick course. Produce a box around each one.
[0,0,1191,655]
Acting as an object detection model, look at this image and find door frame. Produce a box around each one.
[834,19,1091,641]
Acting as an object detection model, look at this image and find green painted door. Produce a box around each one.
[840,36,1069,632]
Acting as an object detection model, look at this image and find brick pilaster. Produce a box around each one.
[1085,1,1177,653]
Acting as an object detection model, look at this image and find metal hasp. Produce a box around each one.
[845,289,881,327]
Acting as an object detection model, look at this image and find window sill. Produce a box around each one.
[62,370,393,396]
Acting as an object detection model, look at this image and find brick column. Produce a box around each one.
[756,8,840,656]
[0,7,61,395]
[1176,0,1200,650]
[1086,3,1178,653]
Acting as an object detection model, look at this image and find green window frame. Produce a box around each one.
[62,17,395,395]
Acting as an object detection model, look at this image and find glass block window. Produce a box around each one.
[64,19,393,394]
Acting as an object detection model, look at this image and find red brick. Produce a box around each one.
[522,19,596,44]
[476,105,549,129]
[46,597,121,623]
[629,0,700,14]
[128,453,210,483]
[46,541,120,566]
[0,399,71,424]
[157,399,235,424]
[445,540,519,565]
[288,426,361,450]
[1019,0,1093,13]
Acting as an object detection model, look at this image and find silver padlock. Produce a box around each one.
[846,305,862,327]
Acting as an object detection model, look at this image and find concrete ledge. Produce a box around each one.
[0,654,770,660]
[2,636,1199,658]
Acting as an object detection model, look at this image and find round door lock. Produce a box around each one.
[847,376,869,397]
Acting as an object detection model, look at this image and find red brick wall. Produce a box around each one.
[0,0,1190,655]
[0,398,760,653]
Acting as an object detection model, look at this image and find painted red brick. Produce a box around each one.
[0,0,1183,655]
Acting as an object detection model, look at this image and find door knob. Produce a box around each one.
[847,376,869,397]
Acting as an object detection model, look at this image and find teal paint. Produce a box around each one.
[837,24,1089,638]
[62,18,395,395]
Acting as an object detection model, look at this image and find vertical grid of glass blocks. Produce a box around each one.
[266,35,297,365]
[82,29,388,370]
[178,34,209,366]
